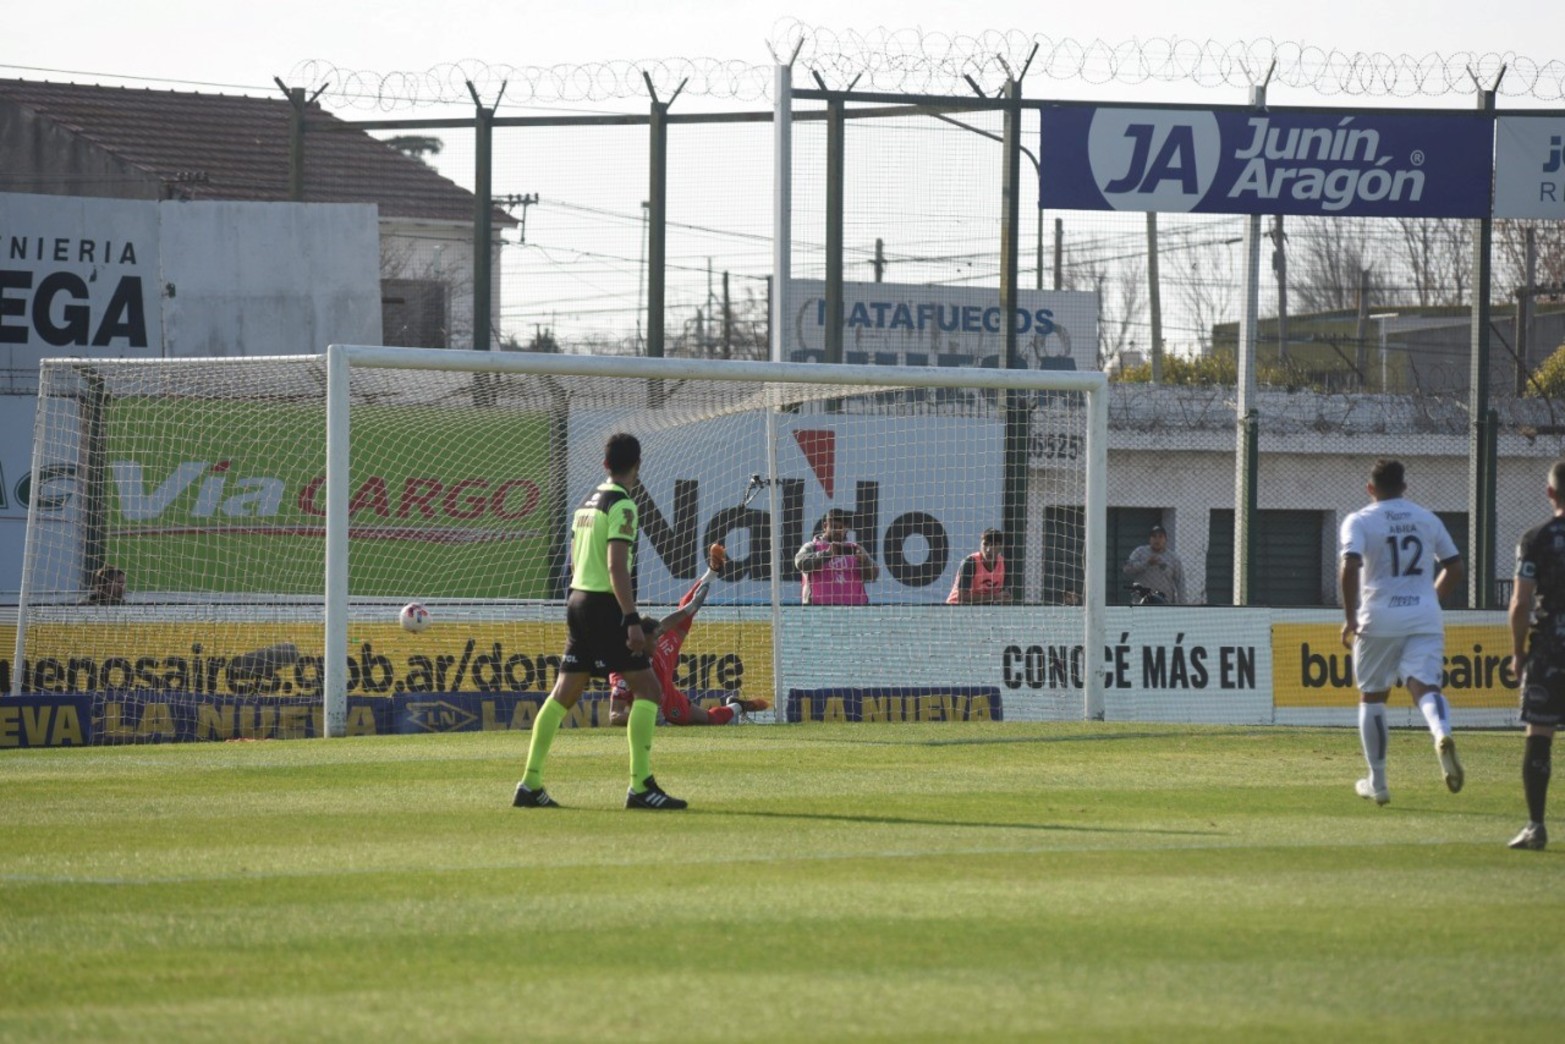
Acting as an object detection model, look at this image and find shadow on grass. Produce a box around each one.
[701,808,1223,837]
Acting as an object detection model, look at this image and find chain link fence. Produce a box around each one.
[274,36,1565,608]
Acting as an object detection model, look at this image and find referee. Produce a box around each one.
[513,432,686,810]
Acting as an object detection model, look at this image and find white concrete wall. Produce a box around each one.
[160,201,382,356]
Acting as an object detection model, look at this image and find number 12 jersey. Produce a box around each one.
[1339,497,1460,636]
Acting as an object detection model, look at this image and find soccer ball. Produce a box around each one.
[399,602,432,633]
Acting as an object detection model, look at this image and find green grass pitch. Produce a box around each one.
[2,723,1561,1042]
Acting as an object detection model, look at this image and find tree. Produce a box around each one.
[1176,239,1239,355]
[1064,252,1143,368]
[1290,216,1386,313]
[385,135,444,164]
[1497,220,1565,297]
[1525,341,1565,398]
[1395,217,1470,307]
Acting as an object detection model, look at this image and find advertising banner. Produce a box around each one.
[0,194,163,367]
[3,619,772,702]
[1271,621,1517,709]
[777,606,1273,724]
[97,401,557,598]
[781,279,1099,373]
[1494,116,1565,219]
[787,686,1002,723]
[393,690,740,734]
[569,412,1005,605]
[0,394,40,594]
[1040,107,1492,218]
[0,694,92,747]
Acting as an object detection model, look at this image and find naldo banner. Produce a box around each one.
[1040,106,1492,218]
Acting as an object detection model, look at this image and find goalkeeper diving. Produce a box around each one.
[607,543,771,727]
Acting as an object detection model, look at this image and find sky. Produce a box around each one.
[6,1,1562,107]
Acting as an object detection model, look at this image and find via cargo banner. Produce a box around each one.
[1040,106,1492,218]
[97,399,557,598]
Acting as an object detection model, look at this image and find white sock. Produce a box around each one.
[1417,691,1450,740]
[1359,701,1388,790]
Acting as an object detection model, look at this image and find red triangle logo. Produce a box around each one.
[793,429,836,497]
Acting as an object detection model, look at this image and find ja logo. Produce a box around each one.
[1088,109,1223,212]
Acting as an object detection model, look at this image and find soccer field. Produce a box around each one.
[1,724,1560,1042]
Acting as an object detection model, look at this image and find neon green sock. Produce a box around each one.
[522,697,569,789]
[628,699,657,791]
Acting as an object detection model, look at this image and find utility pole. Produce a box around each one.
[722,270,733,360]
[1146,213,1163,383]
[1516,228,1536,395]
[1052,218,1063,291]
[1354,269,1371,390]
[871,237,886,282]
[1271,215,1289,364]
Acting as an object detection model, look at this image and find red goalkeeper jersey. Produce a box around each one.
[608,578,701,723]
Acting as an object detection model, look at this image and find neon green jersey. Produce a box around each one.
[570,481,637,592]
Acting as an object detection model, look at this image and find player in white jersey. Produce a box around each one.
[1339,459,1465,806]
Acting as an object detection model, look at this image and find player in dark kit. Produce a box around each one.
[1506,459,1565,851]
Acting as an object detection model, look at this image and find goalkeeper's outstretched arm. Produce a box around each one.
[650,569,714,636]
[649,543,726,635]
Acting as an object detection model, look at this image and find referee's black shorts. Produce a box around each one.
[560,589,651,677]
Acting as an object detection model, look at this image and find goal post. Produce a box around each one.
[323,346,1108,733]
[17,346,1107,738]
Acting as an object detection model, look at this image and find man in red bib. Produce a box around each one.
[948,528,1011,604]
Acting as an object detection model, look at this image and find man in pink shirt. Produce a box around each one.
[795,508,880,605]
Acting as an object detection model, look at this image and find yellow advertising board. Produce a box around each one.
[1271,622,1518,709]
[0,621,774,700]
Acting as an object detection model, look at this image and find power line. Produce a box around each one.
[0,63,272,95]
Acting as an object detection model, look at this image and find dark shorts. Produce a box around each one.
[560,590,650,678]
[1520,634,1565,727]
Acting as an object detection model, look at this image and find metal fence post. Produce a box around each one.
[1468,77,1500,607]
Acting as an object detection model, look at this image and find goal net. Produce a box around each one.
[16,348,1105,739]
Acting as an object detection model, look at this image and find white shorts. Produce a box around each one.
[1353,633,1445,694]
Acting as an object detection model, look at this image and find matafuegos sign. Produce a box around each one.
[1040,107,1492,218]
[782,279,1100,373]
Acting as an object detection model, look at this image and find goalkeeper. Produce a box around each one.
[607,544,771,727]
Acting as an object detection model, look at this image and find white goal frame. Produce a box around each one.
[320,344,1108,736]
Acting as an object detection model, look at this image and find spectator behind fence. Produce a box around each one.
[796,508,879,605]
[1123,524,1185,605]
[83,565,126,605]
[948,528,1011,604]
